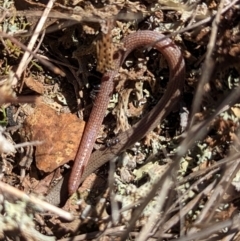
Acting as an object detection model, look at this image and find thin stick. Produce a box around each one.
[14,140,43,149]
[12,0,56,86]
[0,181,73,221]
[0,32,65,77]
[189,0,226,127]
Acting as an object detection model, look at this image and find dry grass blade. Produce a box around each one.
[170,214,240,241]
[12,0,56,86]
[189,0,227,128]
[0,181,73,221]
[0,31,65,77]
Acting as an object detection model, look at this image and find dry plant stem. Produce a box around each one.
[136,175,172,241]
[0,95,38,106]
[159,180,217,235]
[186,3,202,27]
[13,0,238,37]
[120,161,179,241]
[36,54,78,69]
[178,152,240,186]
[14,10,140,28]
[161,159,240,237]
[109,157,120,225]
[222,229,239,241]
[189,0,225,127]
[170,215,240,241]
[12,0,56,86]
[69,30,185,195]
[0,32,64,77]
[175,0,240,159]
[58,226,126,241]
[191,161,240,227]
[143,0,238,50]
[154,168,220,237]
[173,168,219,212]
[14,140,43,149]
[157,154,240,236]
[0,181,73,221]
[190,135,240,231]
[19,30,46,93]
[176,77,240,160]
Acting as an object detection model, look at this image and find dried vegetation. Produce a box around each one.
[0,0,240,240]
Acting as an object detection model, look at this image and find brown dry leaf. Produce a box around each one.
[24,76,45,94]
[24,103,85,172]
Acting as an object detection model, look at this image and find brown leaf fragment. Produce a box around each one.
[24,103,85,172]
[24,76,45,94]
